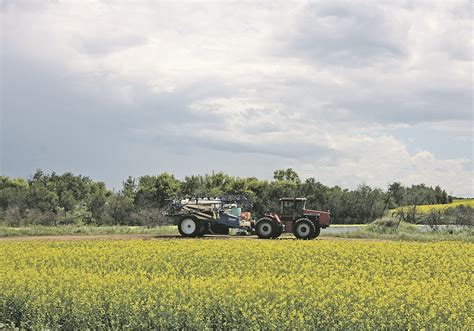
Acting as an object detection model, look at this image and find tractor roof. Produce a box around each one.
[279,198,307,201]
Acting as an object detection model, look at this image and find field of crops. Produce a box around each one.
[1,239,472,329]
[395,199,474,214]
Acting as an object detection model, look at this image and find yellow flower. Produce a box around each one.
[0,239,472,329]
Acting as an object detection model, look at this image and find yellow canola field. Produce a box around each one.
[0,239,472,329]
[395,199,474,214]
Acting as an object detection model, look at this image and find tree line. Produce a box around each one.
[0,168,454,227]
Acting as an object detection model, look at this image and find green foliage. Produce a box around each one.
[273,168,300,183]
[26,182,59,212]
[86,182,109,223]
[0,177,29,211]
[56,205,92,226]
[106,194,135,225]
[122,176,137,200]
[337,218,473,242]
[388,182,450,208]
[135,173,181,208]
[0,168,462,226]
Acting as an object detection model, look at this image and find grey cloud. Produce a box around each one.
[151,128,337,161]
[1,0,47,12]
[0,46,239,186]
[1,52,133,181]
[1,1,472,196]
[329,87,473,126]
[283,2,406,66]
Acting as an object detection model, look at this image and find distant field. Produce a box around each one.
[393,199,474,214]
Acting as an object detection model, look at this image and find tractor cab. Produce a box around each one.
[279,198,307,221]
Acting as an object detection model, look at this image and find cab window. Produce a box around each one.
[281,201,294,214]
[295,200,305,214]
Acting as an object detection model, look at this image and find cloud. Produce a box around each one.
[1,0,472,196]
[283,2,406,66]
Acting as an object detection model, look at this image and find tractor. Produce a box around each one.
[255,198,330,240]
[166,196,329,240]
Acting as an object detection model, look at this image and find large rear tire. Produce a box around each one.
[256,217,277,239]
[293,218,316,240]
[178,217,201,238]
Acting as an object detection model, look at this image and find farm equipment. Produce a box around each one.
[255,198,330,240]
[165,195,254,237]
[166,195,330,240]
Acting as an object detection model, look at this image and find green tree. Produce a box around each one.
[122,176,137,200]
[59,190,76,214]
[181,175,205,196]
[87,182,109,224]
[106,192,135,225]
[273,168,300,183]
[388,182,405,207]
[26,181,59,212]
[0,176,29,211]
[135,173,181,208]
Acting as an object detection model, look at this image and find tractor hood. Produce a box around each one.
[303,209,330,227]
[303,209,327,215]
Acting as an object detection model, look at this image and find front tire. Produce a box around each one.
[178,217,201,237]
[312,224,321,238]
[293,218,316,240]
[272,224,283,239]
[256,217,277,239]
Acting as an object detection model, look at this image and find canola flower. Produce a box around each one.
[0,239,472,329]
[394,198,474,214]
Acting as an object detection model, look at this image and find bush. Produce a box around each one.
[444,205,473,227]
[367,217,418,234]
[56,206,92,226]
[421,209,444,231]
[372,216,400,228]
[23,209,58,226]
[0,207,24,227]
[131,208,173,227]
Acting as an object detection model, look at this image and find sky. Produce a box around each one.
[1,1,473,197]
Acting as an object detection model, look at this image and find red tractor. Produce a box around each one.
[255,198,330,240]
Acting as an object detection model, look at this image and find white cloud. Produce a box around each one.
[1,0,472,196]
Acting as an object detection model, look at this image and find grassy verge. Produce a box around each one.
[329,224,367,227]
[0,223,472,242]
[0,224,366,238]
[0,225,178,238]
[326,221,473,242]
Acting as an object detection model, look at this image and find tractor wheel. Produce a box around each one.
[209,223,230,235]
[293,218,316,240]
[311,224,321,238]
[196,221,209,237]
[256,217,277,239]
[178,217,201,238]
[272,224,283,239]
